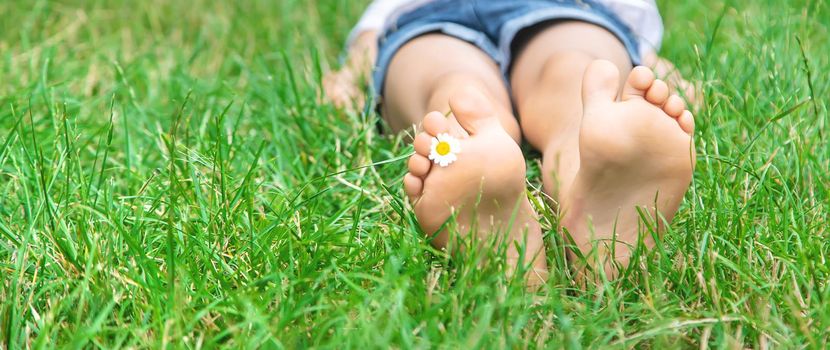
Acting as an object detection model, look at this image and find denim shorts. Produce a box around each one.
[372,0,643,101]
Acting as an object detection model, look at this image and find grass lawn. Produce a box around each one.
[1,0,828,348]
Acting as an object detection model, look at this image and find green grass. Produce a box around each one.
[0,0,828,348]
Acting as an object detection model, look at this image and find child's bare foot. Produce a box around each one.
[403,87,548,287]
[562,60,695,279]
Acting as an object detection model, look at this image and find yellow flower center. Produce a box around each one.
[435,141,451,156]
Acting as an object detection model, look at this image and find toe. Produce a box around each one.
[448,86,500,135]
[645,79,670,106]
[621,66,655,100]
[413,132,432,156]
[408,154,431,178]
[423,111,450,136]
[663,95,686,118]
[678,110,695,134]
[582,59,620,106]
[403,173,423,200]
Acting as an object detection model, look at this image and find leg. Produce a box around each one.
[382,34,521,142]
[510,22,696,279]
[385,34,548,286]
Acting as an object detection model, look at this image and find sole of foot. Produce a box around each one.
[562,59,696,281]
[403,87,548,288]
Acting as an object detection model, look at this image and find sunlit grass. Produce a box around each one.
[0,0,828,348]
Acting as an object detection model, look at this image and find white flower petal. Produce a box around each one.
[429,133,461,167]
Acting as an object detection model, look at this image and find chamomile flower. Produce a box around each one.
[429,133,461,167]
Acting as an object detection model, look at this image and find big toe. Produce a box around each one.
[448,86,501,135]
[582,60,621,107]
[422,111,451,137]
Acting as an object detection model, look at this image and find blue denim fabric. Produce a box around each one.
[372,0,643,101]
